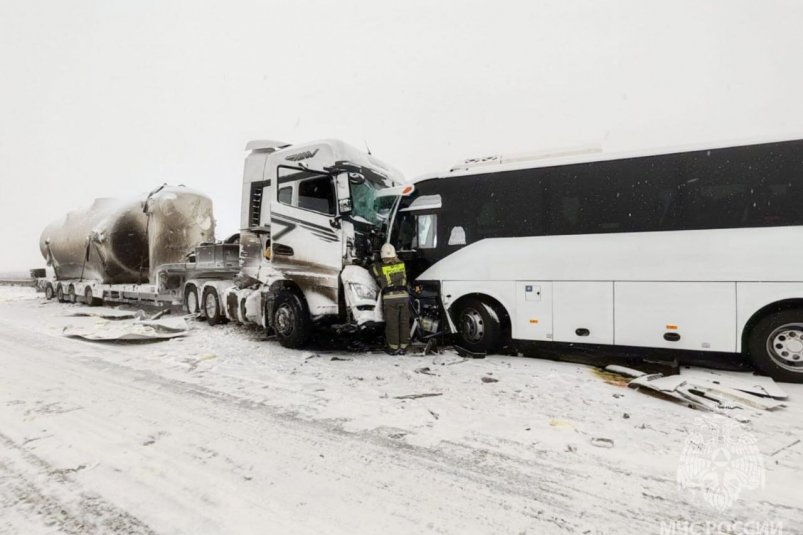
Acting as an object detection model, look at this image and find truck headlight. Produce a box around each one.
[348,282,377,300]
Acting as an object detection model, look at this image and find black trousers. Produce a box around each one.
[383,292,410,349]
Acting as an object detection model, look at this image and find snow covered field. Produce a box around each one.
[0,286,801,534]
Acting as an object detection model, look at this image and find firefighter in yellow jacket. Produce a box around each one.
[372,243,410,354]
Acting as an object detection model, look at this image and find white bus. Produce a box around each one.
[391,137,803,383]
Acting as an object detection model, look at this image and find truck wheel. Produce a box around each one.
[747,309,803,383]
[272,289,312,349]
[45,283,55,300]
[452,297,502,354]
[84,286,100,306]
[67,285,77,304]
[185,286,199,315]
[203,287,226,326]
[56,284,65,303]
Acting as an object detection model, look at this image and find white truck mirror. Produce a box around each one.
[335,173,352,214]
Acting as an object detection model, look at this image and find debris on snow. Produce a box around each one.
[414,367,437,376]
[603,366,790,419]
[590,437,615,448]
[454,346,486,359]
[62,317,188,341]
[331,356,353,362]
[604,365,647,378]
[69,308,146,320]
[481,376,499,383]
[432,353,468,366]
[393,393,443,400]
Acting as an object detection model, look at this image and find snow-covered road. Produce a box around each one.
[1,287,801,534]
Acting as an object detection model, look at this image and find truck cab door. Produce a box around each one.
[270,166,343,316]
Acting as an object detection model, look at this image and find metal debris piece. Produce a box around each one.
[393,393,443,400]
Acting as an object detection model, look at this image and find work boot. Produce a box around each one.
[385,347,398,356]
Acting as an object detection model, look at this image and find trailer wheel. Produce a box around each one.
[55,284,65,303]
[452,297,502,354]
[84,286,100,307]
[203,287,226,326]
[747,308,803,383]
[44,283,55,300]
[184,286,199,315]
[272,289,312,349]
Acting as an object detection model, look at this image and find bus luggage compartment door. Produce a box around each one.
[514,281,553,341]
[553,282,614,345]
[614,282,736,352]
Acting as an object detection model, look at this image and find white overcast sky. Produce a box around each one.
[1,0,803,273]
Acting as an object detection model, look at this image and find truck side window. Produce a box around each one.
[278,186,292,205]
[298,176,336,215]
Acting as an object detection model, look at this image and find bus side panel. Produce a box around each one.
[514,281,553,341]
[736,282,803,352]
[614,282,736,352]
[553,282,614,345]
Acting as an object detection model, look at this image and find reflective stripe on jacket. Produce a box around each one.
[372,260,407,293]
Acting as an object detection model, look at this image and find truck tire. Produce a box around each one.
[747,308,803,383]
[84,286,100,306]
[203,287,226,326]
[56,284,65,303]
[452,297,502,354]
[272,289,312,349]
[184,286,199,315]
[45,283,55,300]
[67,284,77,304]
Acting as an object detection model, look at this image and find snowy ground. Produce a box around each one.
[0,286,801,534]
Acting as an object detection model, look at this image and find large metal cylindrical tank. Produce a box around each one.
[40,186,215,283]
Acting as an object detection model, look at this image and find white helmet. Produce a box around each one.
[380,243,396,260]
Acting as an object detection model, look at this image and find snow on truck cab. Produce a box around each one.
[388,136,803,383]
[186,139,406,348]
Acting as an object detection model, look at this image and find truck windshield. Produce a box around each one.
[350,180,395,227]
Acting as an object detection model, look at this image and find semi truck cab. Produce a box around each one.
[190,139,406,348]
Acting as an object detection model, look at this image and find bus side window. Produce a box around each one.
[417,214,437,249]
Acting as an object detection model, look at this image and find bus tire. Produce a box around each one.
[45,283,55,300]
[272,289,312,349]
[185,286,200,315]
[203,287,226,326]
[747,309,803,383]
[452,297,502,354]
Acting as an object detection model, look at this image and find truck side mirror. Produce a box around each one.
[336,173,352,214]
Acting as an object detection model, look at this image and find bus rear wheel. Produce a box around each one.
[747,308,803,383]
[272,289,311,349]
[452,297,502,354]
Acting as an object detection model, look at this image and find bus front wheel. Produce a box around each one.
[747,308,803,384]
[452,297,502,354]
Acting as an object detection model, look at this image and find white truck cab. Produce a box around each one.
[188,139,405,348]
